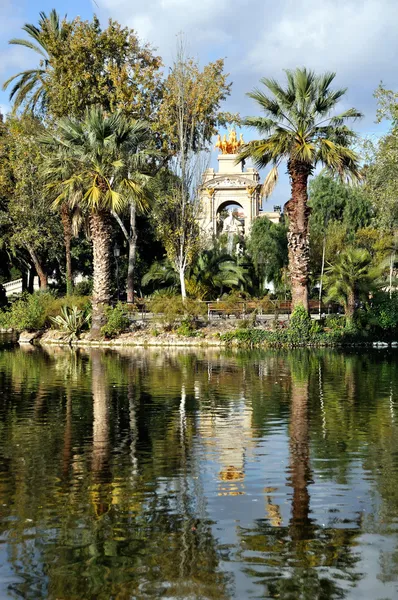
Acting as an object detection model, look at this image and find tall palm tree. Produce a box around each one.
[240,68,362,311]
[325,247,382,319]
[2,9,67,113]
[41,106,152,337]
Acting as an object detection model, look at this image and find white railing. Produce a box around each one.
[3,277,40,297]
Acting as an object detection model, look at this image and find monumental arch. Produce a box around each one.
[199,130,281,238]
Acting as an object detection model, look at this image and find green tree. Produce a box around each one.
[247,217,288,293]
[43,16,163,121]
[187,246,250,299]
[0,116,63,288]
[324,247,381,319]
[108,121,155,303]
[41,107,152,336]
[309,175,372,311]
[240,68,361,311]
[2,9,68,114]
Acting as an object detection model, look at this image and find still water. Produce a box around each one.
[0,341,398,599]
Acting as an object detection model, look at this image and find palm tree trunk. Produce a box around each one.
[127,203,137,304]
[285,160,311,312]
[89,210,112,338]
[61,203,73,295]
[346,290,355,320]
[26,244,47,290]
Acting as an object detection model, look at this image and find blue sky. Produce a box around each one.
[1,0,397,208]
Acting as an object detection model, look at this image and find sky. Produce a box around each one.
[1,0,397,208]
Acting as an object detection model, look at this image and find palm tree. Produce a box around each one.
[2,9,67,113]
[187,247,250,299]
[41,106,152,337]
[324,248,381,319]
[240,68,362,311]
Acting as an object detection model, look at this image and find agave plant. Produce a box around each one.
[50,305,90,341]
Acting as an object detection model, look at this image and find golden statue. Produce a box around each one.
[215,129,245,155]
[206,187,215,198]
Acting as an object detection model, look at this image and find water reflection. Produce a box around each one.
[0,343,398,598]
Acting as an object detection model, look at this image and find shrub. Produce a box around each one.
[288,304,322,342]
[0,292,53,331]
[0,292,92,332]
[101,303,130,338]
[74,279,93,296]
[149,296,207,330]
[368,292,398,331]
[50,305,90,341]
[324,314,346,331]
[176,317,199,337]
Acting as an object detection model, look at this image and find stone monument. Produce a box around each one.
[199,129,281,239]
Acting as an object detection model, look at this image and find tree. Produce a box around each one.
[187,246,250,299]
[108,121,155,303]
[43,16,163,121]
[324,248,381,319]
[41,107,152,337]
[247,217,288,294]
[309,175,372,313]
[156,50,233,155]
[0,115,63,288]
[2,9,68,114]
[240,68,362,311]
[153,41,231,298]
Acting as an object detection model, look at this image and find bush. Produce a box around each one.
[148,296,207,330]
[288,304,322,342]
[74,279,93,296]
[0,292,53,331]
[101,302,130,338]
[324,314,346,331]
[176,317,199,337]
[0,292,92,332]
[368,292,398,331]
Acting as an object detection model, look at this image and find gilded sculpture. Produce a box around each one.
[215,129,244,155]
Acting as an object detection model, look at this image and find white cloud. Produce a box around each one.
[93,0,398,204]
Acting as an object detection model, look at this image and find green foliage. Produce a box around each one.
[0,292,91,332]
[149,296,206,330]
[368,292,398,330]
[241,68,361,181]
[156,50,232,154]
[43,16,163,121]
[74,279,93,296]
[247,218,288,291]
[325,248,383,317]
[187,246,251,299]
[2,9,69,114]
[289,304,322,341]
[176,318,199,337]
[50,305,90,340]
[101,303,130,338]
[0,292,49,331]
[309,175,372,235]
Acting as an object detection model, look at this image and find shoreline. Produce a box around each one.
[8,329,398,350]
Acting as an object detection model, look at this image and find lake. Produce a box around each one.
[0,339,398,599]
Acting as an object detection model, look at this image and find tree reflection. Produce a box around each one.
[238,356,363,599]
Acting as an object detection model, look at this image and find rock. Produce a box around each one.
[18,330,43,344]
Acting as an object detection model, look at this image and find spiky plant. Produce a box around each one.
[50,305,90,342]
[240,68,362,311]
